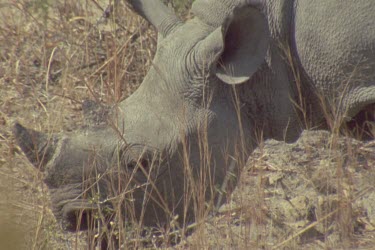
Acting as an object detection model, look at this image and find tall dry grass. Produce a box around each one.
[0,0,156,249]
[0,0,199,249]
[1,0,374,249]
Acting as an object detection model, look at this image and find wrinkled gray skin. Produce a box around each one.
[13,0,375,231]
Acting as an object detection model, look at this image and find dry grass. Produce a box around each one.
[0,0,195,248]
[0,0,156,249]
[0,1,374,250]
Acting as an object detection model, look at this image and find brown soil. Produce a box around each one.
[178,130,375,249]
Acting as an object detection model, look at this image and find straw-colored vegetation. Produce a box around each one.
[0,0,374,249]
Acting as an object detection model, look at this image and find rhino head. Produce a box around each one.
[13,0,269,230]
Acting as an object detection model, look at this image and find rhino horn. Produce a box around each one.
[13,123,57,169]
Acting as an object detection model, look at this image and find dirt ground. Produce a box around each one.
[178,131,375,249]
[0,1,374,249]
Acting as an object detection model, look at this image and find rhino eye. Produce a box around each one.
[117,143,161,174]
[127,158,150,172]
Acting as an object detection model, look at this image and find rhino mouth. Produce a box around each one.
[49,183,113,231]
[60,199,99,231]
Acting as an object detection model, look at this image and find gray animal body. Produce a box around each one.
[14,0,375,229]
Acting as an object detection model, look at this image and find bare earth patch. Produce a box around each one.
[179,130,375,249]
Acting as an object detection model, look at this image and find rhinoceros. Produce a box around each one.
[13,0,375,231]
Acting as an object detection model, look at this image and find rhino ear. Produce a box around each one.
[216,6,269,85]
